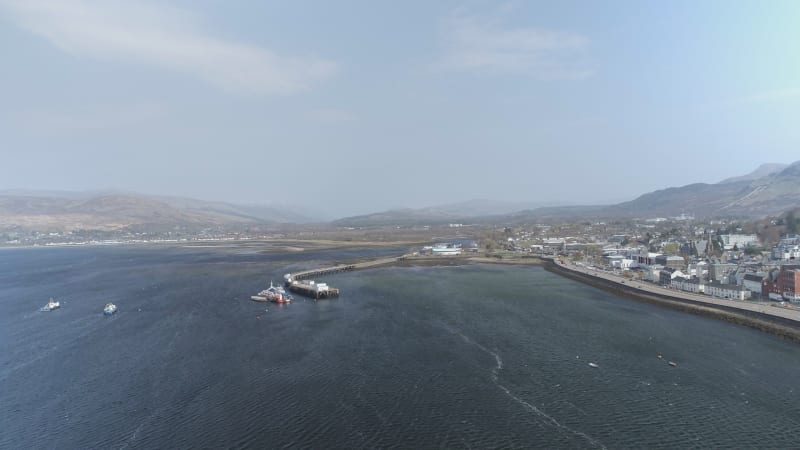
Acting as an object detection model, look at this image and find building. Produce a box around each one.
[772,235,800,261]
[742,273,765,299]
[720,234,759,250]
[631,252,662,268]
[687,261,708,279]
[706,281,751,300]
[670,276,705,293]
[431,243,462,256]
[762,265,800,302]
[643,264,664,282]
[708,263,737,283]
[655,255,686,270]
[659,268,687,285]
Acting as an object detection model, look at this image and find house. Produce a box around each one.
[659,268,687,285]
[670,276,705,293]
[706,281,751,300]
[742,273,765,299]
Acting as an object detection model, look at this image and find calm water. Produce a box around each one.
[2,246,800,448]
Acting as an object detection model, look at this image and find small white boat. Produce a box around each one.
[103,303,117,315]
[588,362,599,368]
[668,361,677,367]
[39,297,60,312]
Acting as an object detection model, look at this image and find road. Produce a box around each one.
[554,259,800,324]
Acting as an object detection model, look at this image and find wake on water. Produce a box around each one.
[438,321,606,449]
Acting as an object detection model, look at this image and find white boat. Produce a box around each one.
[255,281,293,304]
[103,303,117,315]
[39,297,60,312]
[588,362,599,368]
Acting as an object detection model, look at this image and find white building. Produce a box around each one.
[772,235,800,260]
[706,281,751,300]
[670,277,705,293]
[431,243,462,256]
[720,234,759,250]
[687,261,708,278]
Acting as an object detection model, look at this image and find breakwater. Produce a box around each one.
[543,258,800,343]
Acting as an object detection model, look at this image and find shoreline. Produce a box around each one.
[542,258,800,343]
[301,253,800,343]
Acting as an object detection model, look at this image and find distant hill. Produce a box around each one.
[719,163,788,184]
[513,160,800,221]
[331,199,569,227]
[331,208,467,227]
[0,191,314,232]
[431,199,567,217]
[334,161,800,226]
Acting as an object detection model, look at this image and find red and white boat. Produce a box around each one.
[254,282,293,304]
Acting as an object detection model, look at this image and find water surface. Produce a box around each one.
[1,246,799,448]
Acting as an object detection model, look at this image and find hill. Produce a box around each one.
[0,191,313,232]
[516,160,800,220]
[334,161,800,226]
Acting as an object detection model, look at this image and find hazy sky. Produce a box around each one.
[1,0,799,215]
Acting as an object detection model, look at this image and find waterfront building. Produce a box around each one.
[706,281,751,300]
[761,264,800,302]
[742,273,765,299]
[670,276,705,294]
[431,243,462,256]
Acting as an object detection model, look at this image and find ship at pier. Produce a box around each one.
[251,282,293,304]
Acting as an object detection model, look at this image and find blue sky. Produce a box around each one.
[1,0,799,215]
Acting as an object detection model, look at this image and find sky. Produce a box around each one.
[1,0,799,216]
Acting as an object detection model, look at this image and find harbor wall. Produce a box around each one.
[543,259,800,343]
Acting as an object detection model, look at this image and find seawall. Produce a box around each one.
[543,259,800,343]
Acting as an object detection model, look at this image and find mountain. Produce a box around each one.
[513,161,800,221]
[334,161,800,226]
[331,208,466,227]
[432,199,570,217]
[719,163,788,184]
[0,191,314,232]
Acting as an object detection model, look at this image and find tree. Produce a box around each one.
[787,210,800,235]
[662,243,680,254]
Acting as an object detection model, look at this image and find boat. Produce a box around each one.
[668,361,677,367]
[39,297,60,312]
[103,303,117,315]
[588,362,599,368]
[657,354,664,359]
[256,281,293,304]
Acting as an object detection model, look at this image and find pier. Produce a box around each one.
[287,281,340,300]
[283,256,405,299]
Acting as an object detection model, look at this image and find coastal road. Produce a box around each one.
[554,259,800,324]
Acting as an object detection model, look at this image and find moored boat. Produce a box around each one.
[254,281,293,304]
[39,297,60,312]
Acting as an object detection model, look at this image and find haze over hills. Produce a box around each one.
[0,191,314,232]
[3,161,800,232]
[335,161,800,225]
[719,163,789,184]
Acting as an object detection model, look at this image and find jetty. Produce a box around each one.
[283,256,404,299]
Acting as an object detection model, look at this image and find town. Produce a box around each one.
[483,212,800,304]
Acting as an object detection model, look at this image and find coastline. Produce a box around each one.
[542,258,800,343]
[300,252,800,343]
